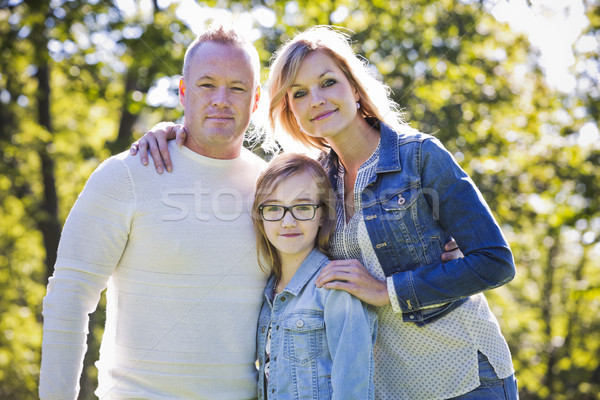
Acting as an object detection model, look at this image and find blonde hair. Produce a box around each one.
[252,153,336,280]
[267,26,406,152]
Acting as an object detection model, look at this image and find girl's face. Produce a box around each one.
[287,49,360,141]
[260,171,323,266]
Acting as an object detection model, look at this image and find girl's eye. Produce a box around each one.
[323,79,336,87]
[293,89,307,99]
[264,205,281,212]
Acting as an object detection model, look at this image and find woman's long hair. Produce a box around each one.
[267,26,410,152]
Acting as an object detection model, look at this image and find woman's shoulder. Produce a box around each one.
[385,123,435,145]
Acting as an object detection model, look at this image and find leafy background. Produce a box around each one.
[1,0,599,398]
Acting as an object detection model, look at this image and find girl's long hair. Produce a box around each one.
[252,153,336,280]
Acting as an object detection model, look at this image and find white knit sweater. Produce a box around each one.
[40,142,268,399]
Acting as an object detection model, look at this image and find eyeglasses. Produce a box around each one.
[258,203,323,221]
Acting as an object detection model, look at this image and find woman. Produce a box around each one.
[132,27,518,399]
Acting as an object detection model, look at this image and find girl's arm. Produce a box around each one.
[324,290,377,400]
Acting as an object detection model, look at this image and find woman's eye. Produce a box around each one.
[323,79,336,87]
[232,87,246,92]
[264,206,281,212]
[293,90,307,99]
[200,83,214,88]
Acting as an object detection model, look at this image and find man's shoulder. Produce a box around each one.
[239,148,268,171]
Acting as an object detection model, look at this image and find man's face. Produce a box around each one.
[179,42,260,159]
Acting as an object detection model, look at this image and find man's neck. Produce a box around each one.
[183,132,243,160]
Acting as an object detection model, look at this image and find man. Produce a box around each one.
[40,25,267,399]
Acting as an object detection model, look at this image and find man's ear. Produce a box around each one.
[179,77,186,105]
[252,85,261,113]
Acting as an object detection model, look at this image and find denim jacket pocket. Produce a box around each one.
[282,311,325,365]
[380,183,420,213]
[377,183,421,249]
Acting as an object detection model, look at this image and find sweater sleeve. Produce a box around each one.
[39,156,135,400]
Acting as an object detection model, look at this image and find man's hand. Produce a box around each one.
[441,238,463,261]
[130,122,186,173]
[315,259,390,307]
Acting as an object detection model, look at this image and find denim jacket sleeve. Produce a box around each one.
[389,137,515,315]
[324,290,377,400]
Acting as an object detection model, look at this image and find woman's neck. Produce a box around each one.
[328,117,380,172]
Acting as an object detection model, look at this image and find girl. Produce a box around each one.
[252,152,377,400]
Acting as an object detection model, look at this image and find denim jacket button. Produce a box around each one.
[398,195,406,205]
[296,319,304,328]
[280,296,286,301]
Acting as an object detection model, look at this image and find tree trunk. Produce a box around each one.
[34,41,61,282]
[108,68,138,154]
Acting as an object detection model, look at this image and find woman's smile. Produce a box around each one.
[311,109,338,121]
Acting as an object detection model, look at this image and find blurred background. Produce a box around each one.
[0,0,599,398]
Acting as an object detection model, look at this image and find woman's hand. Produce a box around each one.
[130,122,186,173]
[442,238,464,261]
[315,259,390,307]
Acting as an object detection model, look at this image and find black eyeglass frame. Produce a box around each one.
[258,203,323,221]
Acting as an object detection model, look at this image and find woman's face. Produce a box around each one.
[260,171,323,266]
[287,49,360,141]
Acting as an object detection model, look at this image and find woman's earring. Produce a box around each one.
[356,102,361,109]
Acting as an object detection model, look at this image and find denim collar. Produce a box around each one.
[322,122,402,176]
[376,123,402,173]
[264,248,329,298]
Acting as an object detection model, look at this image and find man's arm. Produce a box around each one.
[40,157,134,400]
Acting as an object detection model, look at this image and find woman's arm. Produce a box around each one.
[324,290,377,400]
[130,122,186,173]
[316,238,463,307]
[388,137,515,315]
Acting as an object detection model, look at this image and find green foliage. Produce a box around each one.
[0,0,598,398]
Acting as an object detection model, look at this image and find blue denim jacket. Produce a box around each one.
[256,249,377,400]
[322,123,516,326]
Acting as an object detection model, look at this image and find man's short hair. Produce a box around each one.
[182,24,261,87]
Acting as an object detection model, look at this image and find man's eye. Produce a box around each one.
[232,87,246,92]
[199,83,214,88]
[293,90,307,99]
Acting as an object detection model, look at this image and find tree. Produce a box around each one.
[0,0,598,398]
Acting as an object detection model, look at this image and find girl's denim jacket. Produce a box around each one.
[321,123,516,326]
[256,249,377,400]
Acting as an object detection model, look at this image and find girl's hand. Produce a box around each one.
[130,122,186,173]
[442,238,464,261]
[315,259,390,307]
